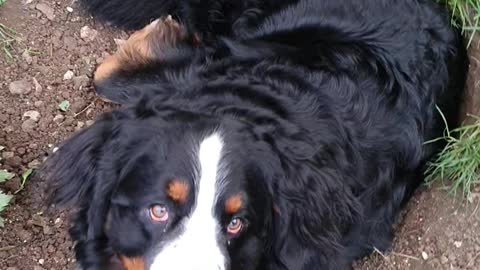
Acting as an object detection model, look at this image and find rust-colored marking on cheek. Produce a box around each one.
[167,179,190,203]
[120,256,145,270]
[225,194,243,214]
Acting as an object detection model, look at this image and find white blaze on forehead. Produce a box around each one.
[150,134,226,270]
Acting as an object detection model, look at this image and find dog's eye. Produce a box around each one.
[149,204,169,222]
[227,218,244,235]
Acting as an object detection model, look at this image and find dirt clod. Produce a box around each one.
[9,79,32,95]
[35,3,55,21]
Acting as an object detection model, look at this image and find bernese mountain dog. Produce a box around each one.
[40,0,469,269]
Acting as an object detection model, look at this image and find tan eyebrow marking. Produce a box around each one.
[225,194,243,214]
[167,179,190,203]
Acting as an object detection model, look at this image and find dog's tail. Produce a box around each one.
[80,0,182,30]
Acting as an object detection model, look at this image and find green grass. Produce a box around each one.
[0,23,17,60]
[0,0,6,7]
[440,0,480,46]
[425,109,480,200]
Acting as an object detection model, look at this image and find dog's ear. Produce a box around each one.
[267,148,362,270]
[40,112,120,208]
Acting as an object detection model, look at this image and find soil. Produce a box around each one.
[0,1,479,270]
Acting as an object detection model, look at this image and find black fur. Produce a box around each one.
[41,0,468,269]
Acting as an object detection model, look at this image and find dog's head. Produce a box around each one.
[42,80,359,270]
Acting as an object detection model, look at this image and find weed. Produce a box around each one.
[0,23,17,60]
[439,0,480,46]
[425,108,480,200]
[0,170,14,228]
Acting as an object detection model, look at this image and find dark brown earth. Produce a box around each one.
[0,1,479,269]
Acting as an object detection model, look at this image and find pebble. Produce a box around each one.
[421,251,428,260]
[9,79,32,95]
[22,50,33,64]
[63,70,74,80]
[66,7,73,13]
[38,259,45,265]
[33,77,43,93]
[76,121,85,129]
[440,255,448,264]
[454,241,462,248]
[85,120,95,127]
[35,3,55,21]
[23,110,41,122]
[80,26,98,41]
[2,151,15,159]
[22,119,37,132]
[28,160,41,169]
[53,114,65,124]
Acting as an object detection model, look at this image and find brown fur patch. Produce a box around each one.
[120,256,145,270]
[167,179,190,203]
[94,16,192,82]
[225,194,243,214]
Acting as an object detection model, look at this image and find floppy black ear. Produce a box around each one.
[40,113,118,208]
[267,152,362,270]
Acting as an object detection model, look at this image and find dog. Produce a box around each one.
[40,0,468,269]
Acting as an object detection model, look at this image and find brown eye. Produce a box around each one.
[149,204,169,222]
[227,218,243,235]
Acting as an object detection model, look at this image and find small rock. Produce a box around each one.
[9,79,32,95]
[76,121,85,129]
[36,3,55,21]
[28,159,41,169]
[63,70,74,80]
[34,101,44,107]
[454,241,462,248]
[22,119,37,132]
[421,251,428,260]
[32,77,42,93]
[440,255,448,264]
[43,225,53,235]
[22,50,32,64]
[66,6,73,13]
[3,126,14,133]
[2,151,15,159]
[17,147,26,155]
[80,26,98,41]
[53,114,65,124]
[23,110,41,122]
[38,259,45,265]
[73,75,90,90]
[85,120,95,127]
